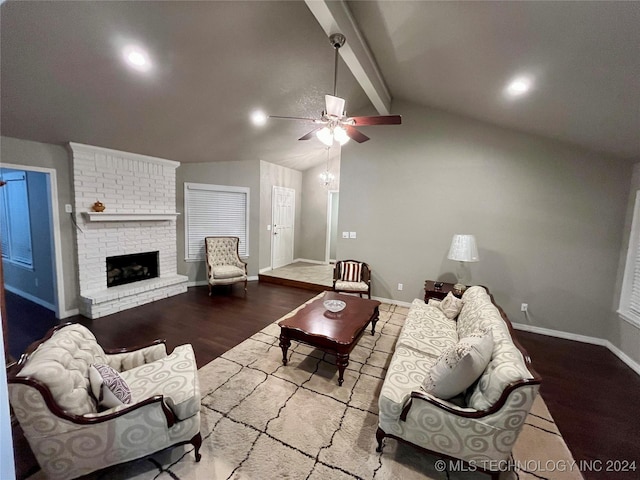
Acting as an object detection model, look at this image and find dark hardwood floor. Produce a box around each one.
[517,332,640,479]
[6,283,640,479]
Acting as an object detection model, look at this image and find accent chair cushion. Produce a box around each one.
[341,261,362,282]
[439,292,463,319]
[334,280,368,292]
[212,265,245,279]
[422,329,494,399]
[89,364,132,409]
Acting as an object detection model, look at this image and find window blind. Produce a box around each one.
[0,170,33,267]
[184,183,249,261]
[629,233,640,317]
[619,191,640,329]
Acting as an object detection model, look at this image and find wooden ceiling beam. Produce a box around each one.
[305,0,392,115]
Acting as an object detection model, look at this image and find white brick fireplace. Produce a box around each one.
[70,143,187,319]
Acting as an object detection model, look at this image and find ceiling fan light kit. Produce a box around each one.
[270,33,401,147]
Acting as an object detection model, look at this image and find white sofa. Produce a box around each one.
[8,323,202,480]
[377,286,541,477]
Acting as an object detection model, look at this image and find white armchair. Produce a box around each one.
[7,323,201,480]
[205,236,248,294]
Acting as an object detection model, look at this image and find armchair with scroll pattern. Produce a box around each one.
[7,323,201,480]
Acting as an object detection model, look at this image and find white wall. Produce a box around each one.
[338,100,632,343]
[0,315,15,480]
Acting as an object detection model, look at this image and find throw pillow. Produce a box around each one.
[439,292,463,319]
[341,262,362,282]
[422,329,494,399]
[89,364,132,409]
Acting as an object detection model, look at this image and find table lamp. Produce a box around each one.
[447,234,479,293]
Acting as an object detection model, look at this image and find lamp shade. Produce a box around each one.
[447,234,479,262]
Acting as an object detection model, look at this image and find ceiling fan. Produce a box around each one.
[269,33,401,146]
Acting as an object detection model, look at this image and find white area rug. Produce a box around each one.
[48,302,582,480]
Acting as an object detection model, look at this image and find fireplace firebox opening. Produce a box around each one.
[106,251,159,287]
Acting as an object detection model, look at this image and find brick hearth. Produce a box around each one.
[70,143,187,318]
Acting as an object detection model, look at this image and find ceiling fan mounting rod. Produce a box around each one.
[329,33,346,98]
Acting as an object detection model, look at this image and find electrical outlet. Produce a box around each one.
[342,232,349,239]
[521,303,528,312]
[397,283,403,291]
[65,204,73,213]
[349,231,357,239]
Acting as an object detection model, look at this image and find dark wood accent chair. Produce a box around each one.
[333,260,372,299]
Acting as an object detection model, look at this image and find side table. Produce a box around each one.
[424,280,462,303]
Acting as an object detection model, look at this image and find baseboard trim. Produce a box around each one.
[293,258,328,265]
[59,308,80,319]
[4,285,56,312]
[187,278,258,288]
[259,267,272,274]
[372,295,413,309]
[513,322,640,376]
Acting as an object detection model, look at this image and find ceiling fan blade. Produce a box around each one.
[269,115,319,122]
[350,115,402,126]
[325,95,346,118]
[299,127,323,141]
[345,126,370,143]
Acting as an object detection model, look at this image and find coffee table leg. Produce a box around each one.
[336,353,349,386]
[370,307,379,335]
[279,334,291,365]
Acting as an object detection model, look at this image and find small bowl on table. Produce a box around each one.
[323,299,346,313]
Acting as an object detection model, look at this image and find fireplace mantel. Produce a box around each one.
[82,212,180,222]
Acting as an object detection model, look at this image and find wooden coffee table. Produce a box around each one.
[278,291,381,386]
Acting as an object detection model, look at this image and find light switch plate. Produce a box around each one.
[349,232,357,239]
[64,204,73,213]
[342,232,349,239]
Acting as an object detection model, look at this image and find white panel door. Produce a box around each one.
[272,186,295,269]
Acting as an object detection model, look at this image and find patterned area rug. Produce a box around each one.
[56,301,583,480]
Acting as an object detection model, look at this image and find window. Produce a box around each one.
[184,182,249,261]
[619,191,640,329]
[0,170,33,268]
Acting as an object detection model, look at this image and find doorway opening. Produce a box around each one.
[325,190,339,264]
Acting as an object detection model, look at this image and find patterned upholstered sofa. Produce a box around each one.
[377,286,541,478]
[7,323,201,480]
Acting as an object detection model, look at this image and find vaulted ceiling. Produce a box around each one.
[1,1,638,171]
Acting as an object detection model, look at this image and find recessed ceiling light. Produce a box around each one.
[505,75,533,98]
[250,110,268,126]
[122,45,152,72]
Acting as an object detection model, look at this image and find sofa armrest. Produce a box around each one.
[9,377,176,427]
[401,379,541,423]
[401,391,476,421]
[105,340,168,371]
[81,395,176,427]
